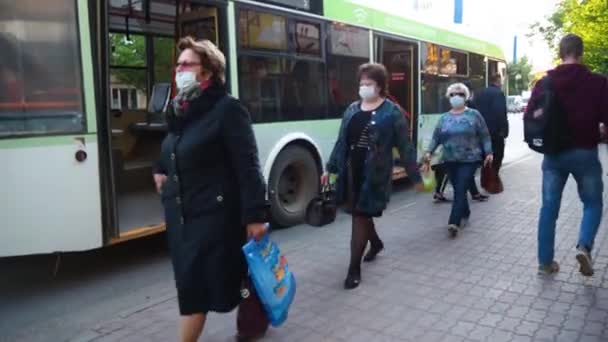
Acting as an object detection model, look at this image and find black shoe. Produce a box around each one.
[344,270,361,290]
[236,333,265,342]
[363,241,384,262]
[433,193,450,203]
[576,246,594,276]
[472,194,489,202]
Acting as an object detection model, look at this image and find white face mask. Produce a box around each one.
[175,71,198,91]
[359,85,377,101]
[449,95,466,109]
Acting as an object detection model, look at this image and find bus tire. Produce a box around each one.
[268,145,320,228]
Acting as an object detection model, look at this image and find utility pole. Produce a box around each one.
[454,0,463,24]
[513,36,517,64]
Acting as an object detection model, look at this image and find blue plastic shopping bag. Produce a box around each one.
[242,235,296,327]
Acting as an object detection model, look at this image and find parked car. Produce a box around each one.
[507,95,524,113]
[521,96,530,113]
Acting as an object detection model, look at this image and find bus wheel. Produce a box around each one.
[268,145,319,228]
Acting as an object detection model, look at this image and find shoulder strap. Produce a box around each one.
[542,75,552,93]
[541,75,554,108]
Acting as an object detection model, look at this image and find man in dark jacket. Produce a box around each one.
[473,74,508,173]
[530,34,608,276]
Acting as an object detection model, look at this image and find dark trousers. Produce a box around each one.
[491,136,505,172]
[445,162,478,225]
[434,163,480,196]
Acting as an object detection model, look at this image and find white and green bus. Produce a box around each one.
[0,0,506,257]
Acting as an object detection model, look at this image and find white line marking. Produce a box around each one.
[502,154,534,170]
[388,201,416,214]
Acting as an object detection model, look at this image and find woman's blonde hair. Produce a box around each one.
[177,36,226,84]
[445,83,470,100]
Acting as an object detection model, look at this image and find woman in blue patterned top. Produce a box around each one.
[423,83,493,237]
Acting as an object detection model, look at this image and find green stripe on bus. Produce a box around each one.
[0,134,98,149]
[78,0,98,133]
[324,0,504,60]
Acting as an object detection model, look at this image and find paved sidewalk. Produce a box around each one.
[73,154,608,342]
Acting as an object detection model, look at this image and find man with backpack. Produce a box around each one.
[526,34,608,276]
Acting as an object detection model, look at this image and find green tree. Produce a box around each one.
[507,57,533,96]
[153,37,176,84]
[110,33,147,91]
[529,0,608,75]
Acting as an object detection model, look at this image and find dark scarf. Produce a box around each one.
[167,80,227,133]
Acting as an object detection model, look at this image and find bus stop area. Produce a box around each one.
[72,146,608,341]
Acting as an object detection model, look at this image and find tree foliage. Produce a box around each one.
[529,0,608,75]
[507,57,533,95]
[110,33,147,91]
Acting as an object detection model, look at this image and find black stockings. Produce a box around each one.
[348,216,381,275]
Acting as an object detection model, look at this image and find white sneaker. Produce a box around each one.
[448,224,459,238]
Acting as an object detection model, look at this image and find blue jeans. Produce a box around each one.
[538,148,604,266]
[445,162,478,226]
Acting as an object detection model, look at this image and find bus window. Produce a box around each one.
[238,56,327,123]
[421,44,450,114]
[239,9,288,52]
[421,43,440,75]
[488,60,498,79]
[327,23,370,117]
[281,59,326,120]
[439,49,468,77]
[237,9,327,123]
[498,61,508,92]
[292,20,321,57]
[153,37,175,84]
[469,53,486,92]
[110,0,143,11]
[109,33,148,110]
[0,0,84,138]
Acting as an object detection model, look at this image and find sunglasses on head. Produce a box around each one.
[449,93,466,98]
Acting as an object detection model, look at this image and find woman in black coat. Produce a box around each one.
[153,37,268,342]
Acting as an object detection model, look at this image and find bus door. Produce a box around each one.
[377,37,419,178]
[105,0,228,244]
[0,0,103,256]
[378,38,418,136]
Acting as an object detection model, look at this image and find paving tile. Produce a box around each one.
[514,321,540,337]
[78,155,608,342]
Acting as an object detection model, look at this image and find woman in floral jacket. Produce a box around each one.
[323,63,422,289]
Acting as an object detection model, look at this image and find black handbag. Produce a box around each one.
[305,185,337,227]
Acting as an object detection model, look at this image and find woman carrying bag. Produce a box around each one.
[153,37,268,342]
[423,83,493,237]
[322,63,423,290]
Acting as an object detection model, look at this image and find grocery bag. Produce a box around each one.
[242,235,296,327]
[421,168,437,193]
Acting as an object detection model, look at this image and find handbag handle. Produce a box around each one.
[321,183,335,193]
